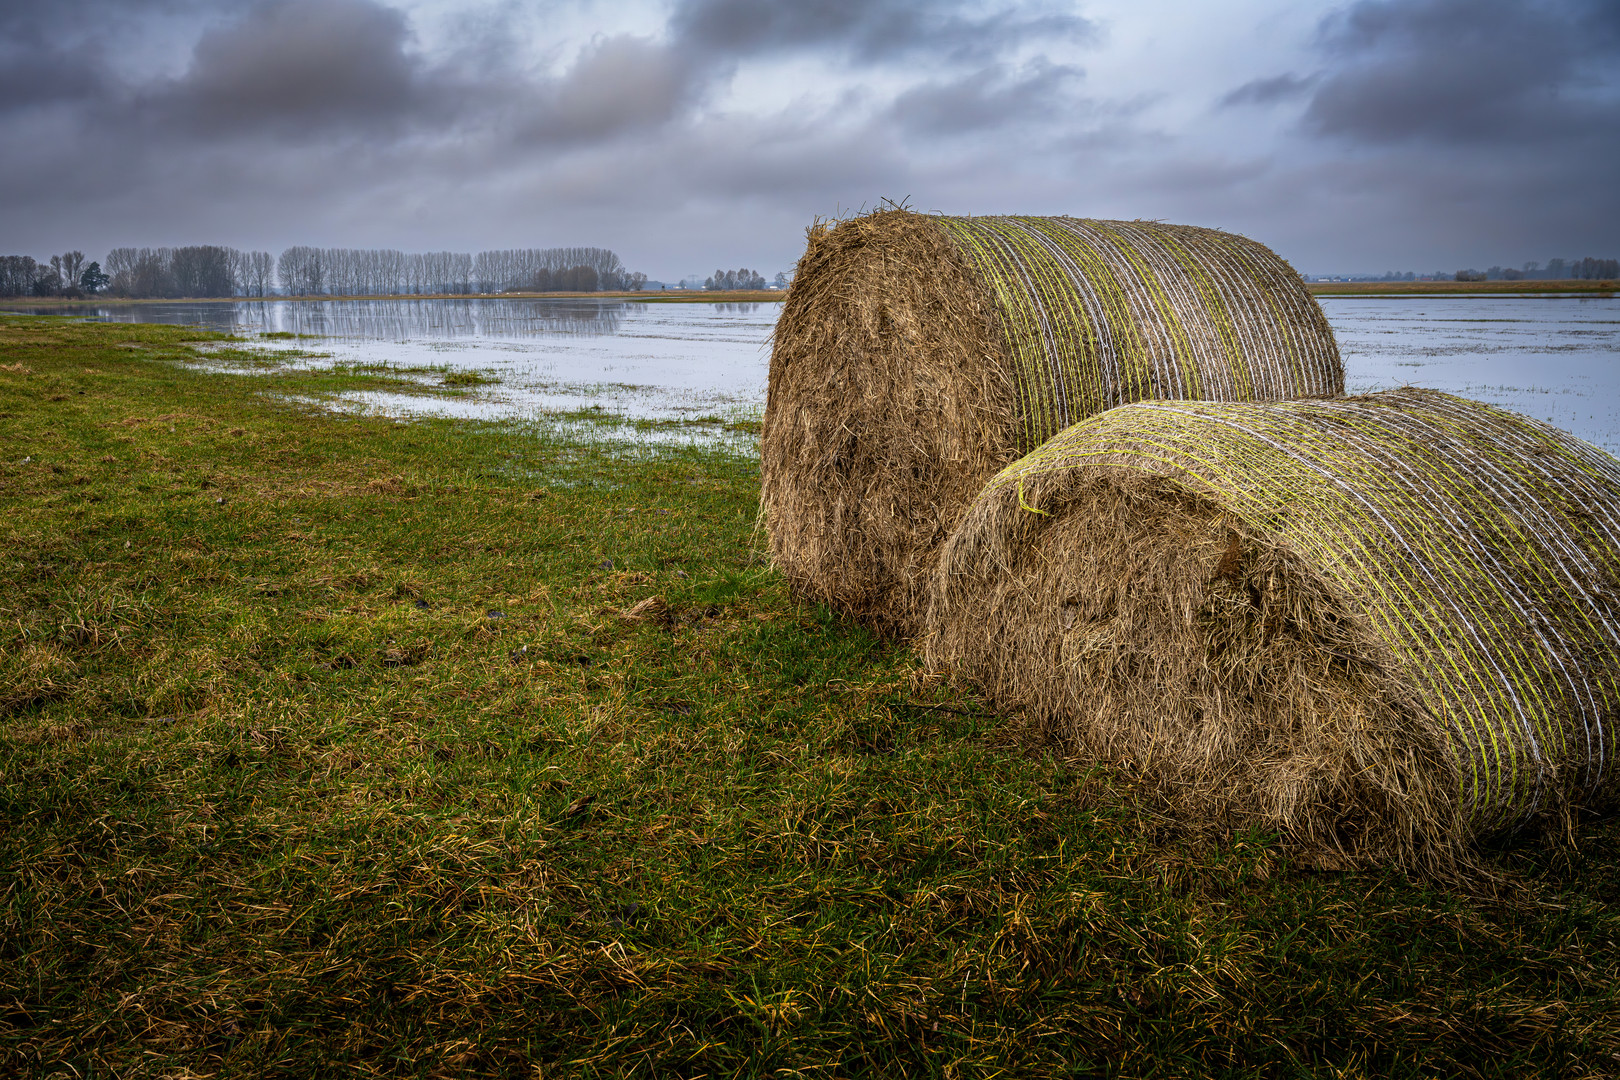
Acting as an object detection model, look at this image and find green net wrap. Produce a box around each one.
[984,389,1620,833]
[937,216,1345,452]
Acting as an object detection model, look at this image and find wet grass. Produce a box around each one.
[175,345,505,398]
[439,369,499,389]
[3,315,1620,1078]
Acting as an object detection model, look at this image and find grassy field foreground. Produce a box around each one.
[3,315,1620,1078]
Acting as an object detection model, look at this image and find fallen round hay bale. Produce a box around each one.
[761,209,1343,636]
[926,389,1620,869]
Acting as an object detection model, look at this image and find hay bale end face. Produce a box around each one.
[760,209,1343,636]
[926,389,1620,868]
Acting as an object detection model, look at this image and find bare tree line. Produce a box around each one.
[276,247,470,296]
[101,247,276,298]
[704,268,767,291]
[1484,257,1620,281]
[1365,257,1620,283]
[2,244,648,298]
[276,246,647,297]
[471,248,646,294]
[0,251,109,297]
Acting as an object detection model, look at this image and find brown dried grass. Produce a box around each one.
[760,210,1016,636]
[926,391,1620,871]
[760,209,1342,636]
[927,473,1463,871]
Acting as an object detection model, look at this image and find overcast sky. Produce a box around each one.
[2,0,1615,278]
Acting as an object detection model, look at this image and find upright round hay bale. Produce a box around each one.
[926,389,1620,869]
[760,209,1343,636]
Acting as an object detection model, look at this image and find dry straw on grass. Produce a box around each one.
[926,389,1620,870]
[760,209,1343,636]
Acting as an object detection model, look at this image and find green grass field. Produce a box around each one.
[3,315,1620,1078]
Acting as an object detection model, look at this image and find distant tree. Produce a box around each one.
[705,268,766,291]
[1578,257,1619,280]
[1454,269,1487,282]
[105,248,141,296]
[60,251,85,289]
[559,265,597,291]
[247,251,274,297]
[228,250,274,297]
[0,255,40,297]
[34,258,64,295]
[102,246,246,297]
[277,247,325,295]
[79,261,109,293]
[171,246,236,297]
[105,247,177,298]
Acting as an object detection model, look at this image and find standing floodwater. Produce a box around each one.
[7,298,778,426]
[1322,293,1620,452]
[9,293,1620,453]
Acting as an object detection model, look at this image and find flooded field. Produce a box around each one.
[9,293,1620,452]
[1324,293,1620,452]
[8,298,777,431]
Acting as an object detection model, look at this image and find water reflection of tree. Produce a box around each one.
[6,303,241,332]
[262,298,628,339]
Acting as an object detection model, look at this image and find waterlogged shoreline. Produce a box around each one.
[10,292,1619,458]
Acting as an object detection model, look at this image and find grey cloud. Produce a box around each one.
[516,35,702,145]
[136,0,429,137]
[668,0,1096,65]
[0,27,109,112]
[1219,72,1318,108]
[88,0,704,149]
[0,0,223,28]
[889,60,1084,136]
[0,0,231,115]
[1305,0,1620,144]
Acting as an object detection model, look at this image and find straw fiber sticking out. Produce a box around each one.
[761,209,1342,636]
[926,389,1620,869]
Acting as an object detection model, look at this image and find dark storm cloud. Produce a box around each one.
[0,0,221,28]
[889,60,1084,136]
[1219,73,1318,108]
[3,0,1096,157]
[668,0,1096,65]
[34,0,703,149]
[136,0,430,137]
[514,34,703,146]
[0,24,108,111]
[1304,0,1620,144]
[0,0,225,114]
